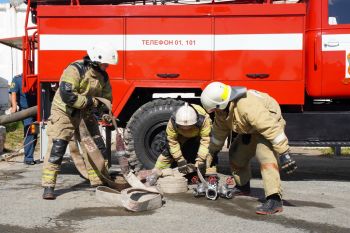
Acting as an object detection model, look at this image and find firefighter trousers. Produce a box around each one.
[229,134,282,198]
[42,107,107,188]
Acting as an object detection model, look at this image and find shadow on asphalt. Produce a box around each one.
[167,193,347,233]
[54,180,92,197]
[217,152,350,181]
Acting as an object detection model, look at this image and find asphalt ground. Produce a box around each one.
[0,148,350,233]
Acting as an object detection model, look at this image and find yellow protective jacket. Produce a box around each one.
[210,89,289,155]
[166,104,212,161]
[52,59,112,115]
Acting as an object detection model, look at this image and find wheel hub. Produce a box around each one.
[144,122,167,161]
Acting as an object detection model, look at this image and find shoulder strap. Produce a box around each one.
[189,104,205,128]
[170,114,177,130]
[71,61,89,78]
[100,70,109,83]
[195,114,205,128]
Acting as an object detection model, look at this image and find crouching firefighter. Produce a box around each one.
[200,82,297,215]
[148,103,216,184]
[42,43,118,200]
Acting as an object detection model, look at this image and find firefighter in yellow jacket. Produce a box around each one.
[152,103,214,177]
[42,43,118,200]
[201,82,297,215]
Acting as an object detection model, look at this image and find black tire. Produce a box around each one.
[124,99,184,170]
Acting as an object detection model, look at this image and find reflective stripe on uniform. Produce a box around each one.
[200,125,211,136]
[260,163,279,171]
[211,135,223,146]
[88,169,99,178]
[198,147,209,159]
[169,146,182,158]
[272,132,287,145]
[42,169,58,181]
[155,161,171,169]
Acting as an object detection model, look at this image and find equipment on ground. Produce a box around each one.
[193,169,236,200]
[193,182,206,197]
[218,176,235,199]
[193,168,220,201]
[205,175,219,200]
[157,175,188,193]
[78,98,163,212]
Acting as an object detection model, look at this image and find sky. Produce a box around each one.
[0,0,9,3]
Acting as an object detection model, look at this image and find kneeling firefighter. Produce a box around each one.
[201,82,297,215]
[150,102,216,182]
[41,43,118,200]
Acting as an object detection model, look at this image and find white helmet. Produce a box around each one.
[200,82,233,112]
[175,103,197,126]
[87,42,118,65]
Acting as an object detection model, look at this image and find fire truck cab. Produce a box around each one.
[8,0,350,168]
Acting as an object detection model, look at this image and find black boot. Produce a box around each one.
[256,194,283,215]
[232,181,251,195]
[42,187,56,200]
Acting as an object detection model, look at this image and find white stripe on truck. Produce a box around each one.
[40,33,303,51]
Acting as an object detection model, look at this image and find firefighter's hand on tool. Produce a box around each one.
[146,169,161,186]
[87,96,99,108]
[92,97,99,107]
[195,160,205,168]
[177,158,189,174]
[146,173,159,186]
[101,114,112,124]
[279,152,297,174]
[195,159,206,175]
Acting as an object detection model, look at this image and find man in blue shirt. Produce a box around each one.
[9,74,37,165]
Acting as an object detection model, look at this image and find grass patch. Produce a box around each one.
[4,121,23,152]
[320,147,350,156]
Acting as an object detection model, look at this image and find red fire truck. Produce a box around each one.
[3,0,350,169]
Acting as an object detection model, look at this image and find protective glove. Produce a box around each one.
[86,96,99,108]
[101,114,112,124]
[195,160,205,169]
[194,159,205,174]
[177,158,189,174]
[279,152,297,174]
[146,169,162,186]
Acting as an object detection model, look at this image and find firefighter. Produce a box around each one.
[151,102,215,179]
[200,82,297,215]
[41,43,118,200]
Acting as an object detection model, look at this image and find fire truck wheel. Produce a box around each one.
[124,99,185,170]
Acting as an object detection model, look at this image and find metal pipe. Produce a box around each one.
[0,106,37,125]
